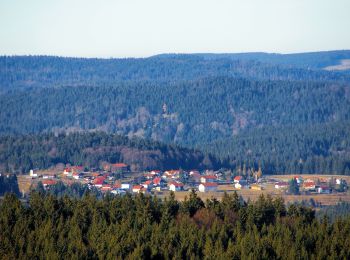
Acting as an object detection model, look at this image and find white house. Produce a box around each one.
[199,183,218,192]
[111,189,126,195]
[121,183,131,190]
[200,175,217,183]
[42,175,54,179]
[317,186,331,194]
[169,182,184,192]
[235,179,248,189]
[275,182,289,190]
[132,185,143,193]
[29,169,38,178]
[234,176,243,183]
[294,176,303,184]
[73,173,81,180]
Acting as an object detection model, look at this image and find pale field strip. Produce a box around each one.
[324,59,350,71]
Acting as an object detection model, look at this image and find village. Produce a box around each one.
[24,162,349,200]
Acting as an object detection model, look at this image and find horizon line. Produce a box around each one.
[1,49,350,60]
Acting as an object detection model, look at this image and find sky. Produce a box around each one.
[0,0,350,58]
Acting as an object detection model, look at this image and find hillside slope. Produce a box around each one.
[1,52,350,174]
[200,121,350,174]
[1,77,349,145]
[0,132,223,174]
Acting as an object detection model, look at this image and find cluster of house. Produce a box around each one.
[133,170,220,193]
[274,176,348,194]
[31,165,225,194]
[29,164,348,196]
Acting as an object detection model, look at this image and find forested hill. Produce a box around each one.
[1,51,350,91]
[1,77,349,144]
[200,121,350,175]
[0,132,224,174]
[1,52,350,174]
[191,50,350,69]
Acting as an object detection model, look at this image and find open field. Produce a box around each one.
[161,189,350,206]
[17,175,33,194]
[159,174,350,206]
[269,174,350,183]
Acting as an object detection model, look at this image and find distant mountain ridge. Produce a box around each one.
[1,50,350,91]
[154,50,350,69]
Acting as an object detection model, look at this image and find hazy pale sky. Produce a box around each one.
[0,0,349,57]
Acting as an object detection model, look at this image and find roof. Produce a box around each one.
[101,185,112,190]
[200,183,218,187]
[153,177,162,184]
[304,182,316,187]
[304,179,315,183]
[112,163,128,168]
[165,170,180,175]
[144,180,152,185]
[276,182,288,186]
[113,182,121,188]
[202,175,217,179]
[133,185,143,190]
[191,172,201,178]
[170,182,184,187]
[93,176,106,185]
[42,180,57,186]
[234,176,243,181]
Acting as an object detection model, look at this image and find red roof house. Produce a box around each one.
[93,176,106,187]
[153,177,162,186]
[132,185,144,193]
[200,175,217,183]
[42,179,57,187]
[234,176,243,183]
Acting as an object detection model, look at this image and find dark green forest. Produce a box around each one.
[317,202,350,222]
[201,121,350,174]
[1,129,349,175]
[0,175,20,196]
[1,53,350,174]
[0,132,223,174]
[1,191,350,259]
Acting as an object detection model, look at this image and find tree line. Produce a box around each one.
[0,191,349,259]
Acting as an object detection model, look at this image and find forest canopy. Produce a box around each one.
[0,191,349,259]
